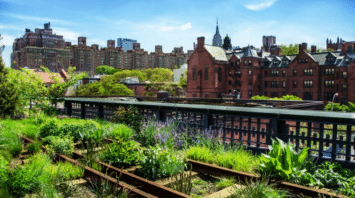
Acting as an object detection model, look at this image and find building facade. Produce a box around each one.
[187,37,355,103]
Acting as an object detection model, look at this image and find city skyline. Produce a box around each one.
[1,0,355,67]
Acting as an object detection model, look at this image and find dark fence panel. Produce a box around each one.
[63,97,355,170]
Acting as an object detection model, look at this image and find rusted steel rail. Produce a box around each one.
[21,136,156,198]
[187,159,342,198]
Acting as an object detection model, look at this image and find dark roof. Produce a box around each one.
[243,46,259,57]
[263,55,296,68]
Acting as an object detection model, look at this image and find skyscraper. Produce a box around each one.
[212,19,222,47]
[117,38,137,52]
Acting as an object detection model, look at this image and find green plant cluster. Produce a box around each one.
[100,140,143,168]
[138,146,186,180]
[186,146,259,174]
[0,152,83,197]
[112,106,143,134]
[324,101,355,112]
[143,82,182,97]
[251,95,302,101]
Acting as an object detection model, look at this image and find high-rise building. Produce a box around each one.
[117,38,137,52]
[11,22,69,71]
[212,19,222,47]
[262,36,276,52]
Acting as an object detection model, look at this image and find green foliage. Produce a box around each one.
[324,101,355,112]
[259,138,309,180]
[39,119,59,138]
[95,65,121,75]
[222,34,232,50]
[186,146,214,164]
[280,44,299,55]
[138,146,185,180]
[107,124,135,141]
[0,57,20,118]
[230,179,288,198]
[100,140,143,168]
[112,106,143,133]
[179,69,187,87]
[75,80,134,96]
[144,82,181,96]
[216,177,235,190]
[251,95,302,101]
[47,135,74,156]
[136,120,157,147]
[26,141,43,154]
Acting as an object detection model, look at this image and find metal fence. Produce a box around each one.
[63,97,355,170]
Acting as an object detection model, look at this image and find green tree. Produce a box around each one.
[0,34,5,56]
[94,65,120,75]
[42,66,86,111]
[179,69,187,87]
[222,34,232,50]
[280,44,299,55]
[0,57,20,118]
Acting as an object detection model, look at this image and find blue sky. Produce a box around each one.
[1,0,355,67]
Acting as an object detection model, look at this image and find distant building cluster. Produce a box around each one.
[11,23,188,73]
[187,21,355,103]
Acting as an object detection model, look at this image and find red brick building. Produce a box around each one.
[187,37,355,103]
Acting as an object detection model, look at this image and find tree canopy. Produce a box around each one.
[280,44,299,55]
[95,65,121,75]
[222,35,232,50]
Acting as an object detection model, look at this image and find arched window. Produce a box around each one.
[204,66,209,80]
[193,67,197,80]
[218,67,222,82]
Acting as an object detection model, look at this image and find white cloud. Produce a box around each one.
[180,23,192,30]
[0,24,23,31]
[245,0,276,11]
[54,28,81,42]
[6,13,75,26]
[1,34,17,46]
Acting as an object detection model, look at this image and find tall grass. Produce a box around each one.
[230,179,288,198]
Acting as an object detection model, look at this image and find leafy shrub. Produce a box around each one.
[33,113,49,125]
[27,141,43,154]
[137,120,159,147]
[324,101,349,112]
[8,138,23,157]
[251,95,302,101]
[39,119,59,138]
[100,140,143,168]
[259,138,309,180]
[216,177,235,190]
[47,135,74,157]
[138,146,185,180]
[59,122,100,142]
[107,124,135,141]
[186,146,214,164]
[230,179,288,198]
[112,106,143,133]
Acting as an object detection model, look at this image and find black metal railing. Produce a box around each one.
[63,97,355,170]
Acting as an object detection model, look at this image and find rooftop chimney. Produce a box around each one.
[311,45,316,53]
[197,37,205,52]
[299,42,308,53]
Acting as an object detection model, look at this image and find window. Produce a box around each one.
[264,92,268,97]
[230,62,234,67]
[305,58,308,63]
[293,69,297,76]
[293,80,297,88]
[304,80,313,88]
[193,67,197,80]
[244,61,247,65]
[236,62,240,66]
[325,68,334,75]
[235,70,241,76]
[204,67,209,80]
[228,80,232,85]
[324,80,334,88]
[324,92,334,100]
[282,81,286,88]
[248,89,252,96]
[228,71,232,76]
[271,70,279,76]
[249,60,252,65]
[282,70,286,76]
[264,71,268,76]
[343,71,347,79]
[235,80,240,86]
[271,81,279,88]
[264,81,268,87]
[249,80,252,85]
[304,69,313,76]
[304,92,313,100]
[248,70,252,76]
[271,92,278,98]
[342,84,347,91]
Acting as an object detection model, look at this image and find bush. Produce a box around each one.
[107,124,135,141]
[39,120,59,138]
[112,106,143,133]
[8,138,23,157]
[47,135,74,157]
[27,141,43,154]
[186,146,214,164]
[138,146,185,180]
[100,140,143,168]
[59,122,100,142]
